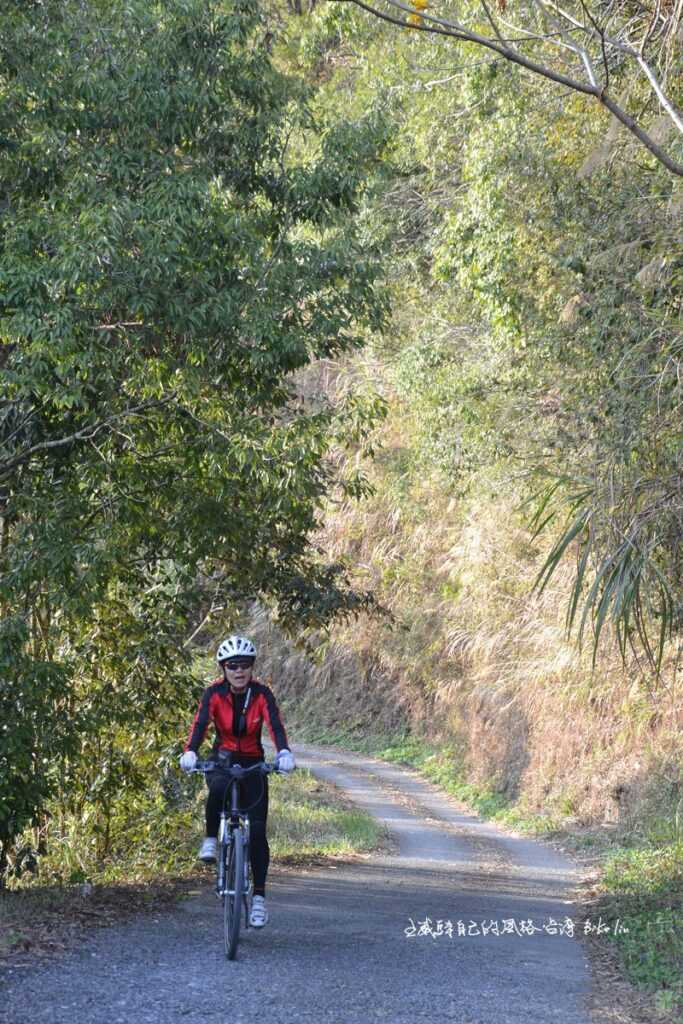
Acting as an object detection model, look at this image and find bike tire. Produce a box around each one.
[224,829,244,960]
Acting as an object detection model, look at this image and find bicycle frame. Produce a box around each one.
[216,774,252,918]
[191,758,277,959]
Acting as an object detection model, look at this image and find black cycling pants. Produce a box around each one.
[205,764,270,897]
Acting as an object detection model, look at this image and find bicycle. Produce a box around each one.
[192,758,279,960]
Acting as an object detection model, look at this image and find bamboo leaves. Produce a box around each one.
[532,482,677,674]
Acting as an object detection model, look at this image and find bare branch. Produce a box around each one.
[634,52,683,134]
[542,0,683,133]
[339,0,598,92]
[94,321,146,330]
[183,599,226,649]
[531,0,599,87]
[333,0,683,176]
[478,0,507,47]
[578,0,610,88]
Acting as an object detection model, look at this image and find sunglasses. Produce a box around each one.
[222,658,254,671]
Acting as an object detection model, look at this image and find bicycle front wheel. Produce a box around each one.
[242,819,252,929]
[223,829,244,960]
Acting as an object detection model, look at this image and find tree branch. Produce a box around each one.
[182,600,226,649]
[0,394,177,479]
[334,0,683,176]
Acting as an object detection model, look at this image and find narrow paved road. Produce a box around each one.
[0,744,593,1024]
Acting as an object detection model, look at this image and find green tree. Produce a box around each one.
[0,0,387,880]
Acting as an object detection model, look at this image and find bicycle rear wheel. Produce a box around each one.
[223,829,244,960]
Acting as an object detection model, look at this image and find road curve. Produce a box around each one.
[0,743,593,1024]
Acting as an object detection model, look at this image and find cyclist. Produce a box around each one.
[179,635,295,928]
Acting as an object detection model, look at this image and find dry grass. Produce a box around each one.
[242,385,683,834]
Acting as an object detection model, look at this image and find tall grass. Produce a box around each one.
[249,406,682,832]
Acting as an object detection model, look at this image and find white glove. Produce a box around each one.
[275,748,295,773]
[179,750,197,773]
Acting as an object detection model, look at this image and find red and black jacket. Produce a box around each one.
[184,678,289,759]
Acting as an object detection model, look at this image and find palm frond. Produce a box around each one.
[530,485,676,675]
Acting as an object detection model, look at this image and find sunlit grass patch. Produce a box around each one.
[596,842,683,1011]
[269,768,389,861]
[377,736,513,819]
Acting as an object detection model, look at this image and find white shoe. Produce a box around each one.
[249,895,268,928]
[198,837,217,863]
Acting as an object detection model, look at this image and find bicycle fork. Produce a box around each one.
[216,812,251,904]
[216,812,230,898]
[242,816,252,926]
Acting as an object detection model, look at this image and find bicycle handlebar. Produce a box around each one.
[190,759,280,777]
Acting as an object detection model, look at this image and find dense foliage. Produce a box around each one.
[1,0,680,903]
[0,0,387,880]
[290,2,682,669]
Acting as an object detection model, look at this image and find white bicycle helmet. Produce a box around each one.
[216,635,257,662]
